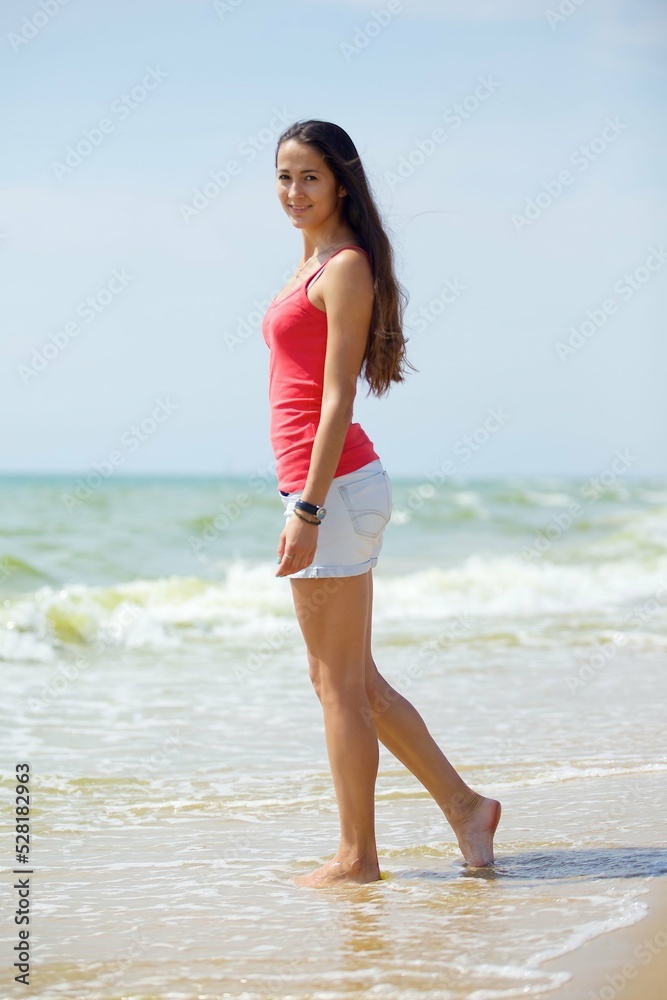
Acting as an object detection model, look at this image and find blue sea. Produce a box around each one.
[1,471,666,999]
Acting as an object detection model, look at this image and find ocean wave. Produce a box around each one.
[1,550,666,662]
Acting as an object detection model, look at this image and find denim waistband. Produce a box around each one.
[278,459,383,498]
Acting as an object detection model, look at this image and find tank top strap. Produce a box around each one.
[305,245,369,292]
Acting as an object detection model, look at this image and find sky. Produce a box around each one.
[1,0,666,480]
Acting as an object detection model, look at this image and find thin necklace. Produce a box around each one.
[293,240,357,280]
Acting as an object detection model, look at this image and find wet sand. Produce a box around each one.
[545,875,667,1000]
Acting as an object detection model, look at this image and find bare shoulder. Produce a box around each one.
[327,247,373,283]
[312,247,374,309]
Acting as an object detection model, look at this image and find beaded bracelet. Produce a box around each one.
[293,507,319,526]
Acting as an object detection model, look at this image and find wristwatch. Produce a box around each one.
[295,499,327,521]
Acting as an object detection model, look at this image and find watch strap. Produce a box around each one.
[295,499,320,516]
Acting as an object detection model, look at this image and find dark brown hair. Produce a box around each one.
[274,119,417,397]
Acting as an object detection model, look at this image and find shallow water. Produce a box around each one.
[1,473,666,998]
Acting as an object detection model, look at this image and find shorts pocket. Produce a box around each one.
[338,469,392,538]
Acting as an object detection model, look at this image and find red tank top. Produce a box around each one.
[261,245,380,493]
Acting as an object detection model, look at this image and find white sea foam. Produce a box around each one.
[2,479,666,1000]
[2,549,666,661]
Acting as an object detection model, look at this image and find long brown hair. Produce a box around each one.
[274,119,417,397]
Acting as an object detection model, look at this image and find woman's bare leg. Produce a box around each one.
[289,570,381,888]
[288,567,501,889]
[363,569,501,866]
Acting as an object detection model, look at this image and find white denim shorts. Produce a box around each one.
[278,459,392,578]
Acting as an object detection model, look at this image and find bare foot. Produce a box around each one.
[449,793,501,867]
[293,855,382,888]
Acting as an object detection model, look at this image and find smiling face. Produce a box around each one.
[276,138,347,233]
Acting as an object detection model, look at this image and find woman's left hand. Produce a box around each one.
[275,515,319,576]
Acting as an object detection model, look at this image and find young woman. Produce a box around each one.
[261,120,501,888]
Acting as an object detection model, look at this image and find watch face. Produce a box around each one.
[317,507,326,520]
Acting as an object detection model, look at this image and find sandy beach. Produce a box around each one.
[1,473,666,998]
[545,875,667,1000]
